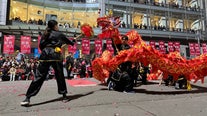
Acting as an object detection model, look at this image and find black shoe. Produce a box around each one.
[21,97,30,106]
[62,94,69,103]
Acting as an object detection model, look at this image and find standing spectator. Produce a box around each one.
[122,22,126,28]
[79,60,86,78]
[77,21,81,28]
[65,52,74,79]
[16,50,25,63]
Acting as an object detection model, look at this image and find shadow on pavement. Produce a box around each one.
[27,91,94,107]
[134,83,207,95]
[99,81,207,95]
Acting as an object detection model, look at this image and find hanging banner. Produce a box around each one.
[201,43,207,54]
[81,38,90,55]
[159,41,165,54]
[174,42,180,52]
[95,39,102,55]
[106,39,114,54]
[149,41,156,49]
[168,41,174,52]
[21,36,31,54]
[3,35,15,54]
[189,43,195,56]
[68,38,77,54]
[38,35,41,53]
[194,43,200,56]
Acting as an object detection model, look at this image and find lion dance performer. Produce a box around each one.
[92,14,207,90]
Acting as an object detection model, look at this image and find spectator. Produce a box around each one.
[9,65,16,81]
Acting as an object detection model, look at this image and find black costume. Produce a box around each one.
[25,30,74,98]
[108,39,134,92]
[175,75,187,89]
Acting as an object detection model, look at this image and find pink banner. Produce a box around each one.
[149,41,155,49]
[201,43,207,54]
[95,39,102,55]
[82,38,90,55]
[194,43,200,56]
[106,40,114,54]
[174,42,180,52]
[168,41,174,52]
[159,41,165,54]
[189,43,195,56]
[38,35,41,53]
[21,36,31,54]
[3,35,15,54]
[68,38,77,54]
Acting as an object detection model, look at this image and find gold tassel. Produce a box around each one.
[187,80,192,91]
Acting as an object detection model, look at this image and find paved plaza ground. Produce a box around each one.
[1,78,207,116]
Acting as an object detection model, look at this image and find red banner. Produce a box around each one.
[95,39,102,55]
[38,35,41,53]
[149,41,155,49]
[106,40,114,54]
[21,36,31,54]
[189,43,195,56]
[168,41,174,52]
[3,35,15,54]
[81,38,90,55]
[68,38,77,54]
[194,43,200,56]
[201,43,207,54]
[159,41,165,54]
[174,42,180,52]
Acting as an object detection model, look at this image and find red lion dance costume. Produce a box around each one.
[92,15,207,84]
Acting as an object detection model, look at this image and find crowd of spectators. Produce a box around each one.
[0,54,38,82]
[133,0,200,12]
[12,17,87,28]
[133,23,198,34]
[12,17,45,25]
[55,0,97,3]
[0,53,93,82]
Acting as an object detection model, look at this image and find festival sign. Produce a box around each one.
[95,39,102,55]
[68,38,77,54]
[201,43,207,54]
[189,43,195,56]
[3,35,15,54]
[21,36,31,54]
[168,41,174,52]
[149,41,156,49]
[159,41,165,54]
[106,39,114,54]
[174,42,180,52]
[81,38,90,55]
[194,43,200,56]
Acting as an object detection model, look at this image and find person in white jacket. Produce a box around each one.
[9,66,16,81]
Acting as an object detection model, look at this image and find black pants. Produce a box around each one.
[26,61,67,98]
[66,64,73,79]
[111,71,134,92]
